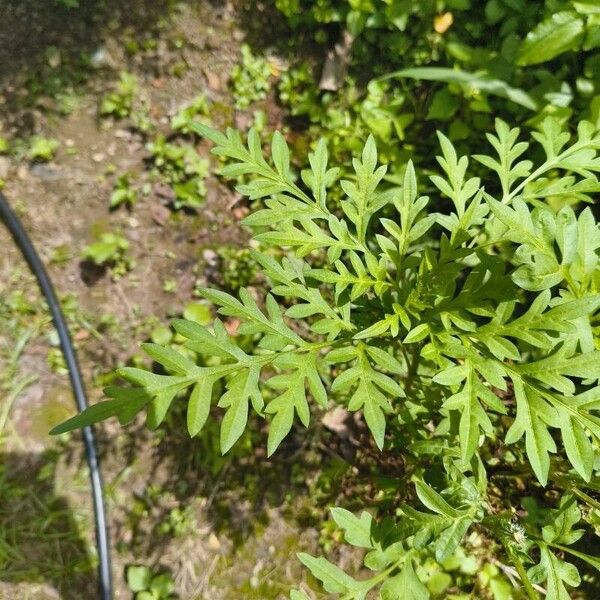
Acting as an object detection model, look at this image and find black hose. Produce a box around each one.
[0,191,112,600]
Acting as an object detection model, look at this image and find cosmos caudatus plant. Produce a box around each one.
[54,116,600,599]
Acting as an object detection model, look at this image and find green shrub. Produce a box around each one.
[274,0,600,182]
[54,115,600,597]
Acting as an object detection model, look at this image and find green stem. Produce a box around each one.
[499,535,539,600]
[571,487,600,512]
[340,554,407,600]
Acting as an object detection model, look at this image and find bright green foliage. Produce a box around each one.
[55,118,600,597]
[230,44,272,109]
[110,173,137,209]
[170,94,211,134]
[28,137,59,162]
[99,72,138,119]
[82,232,132,280]
[274,0,600,183]
[126,565,175,600]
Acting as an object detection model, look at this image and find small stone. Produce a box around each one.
[224,318,241,336]
[0,156,10,179]
[207,533,221,550]
[154,182,175,201]
[113,129,131,139]
[202,249,218,266]
[322,406,351,438]
[232,206,249,220]
[92,152,105,162]
[150,202,171,226]
[203,67,222,91]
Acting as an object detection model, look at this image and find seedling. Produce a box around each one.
[110,173,138,209]
[230,44,272,109]
[28,137,59,162]
[82,232,132,280]
[99,72,138,119]
[126,565,175,600]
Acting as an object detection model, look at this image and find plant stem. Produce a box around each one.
[499,535,539,600]
[571,487,600,512]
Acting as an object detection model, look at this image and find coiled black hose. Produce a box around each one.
[0,190,112,600]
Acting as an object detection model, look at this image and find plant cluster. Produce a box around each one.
[126,565,175,600]
[146,135,210,210]
[273,0,600,179]
[82,231,132,280]
[55,113,600,598]
[110,173,138,209]
[99,72,138,119]
[28,137,59,162]
[231,44,273,110]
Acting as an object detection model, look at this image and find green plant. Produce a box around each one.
[273,0,600,186]
[28,137,59,162]
[54,117,600,598]
[198,246,261,293]
[126,565,175,600]
[147,135,209,210]
[231,44,272,109]
[82,232,132,279]
[99,72,138,119]
[171,94,211,134]
[110,173,138,209]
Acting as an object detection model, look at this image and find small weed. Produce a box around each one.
[99,72,138,119]
[157,505,196,537]
[110,173,138,209]
[230,44,272,109]
[162,279,176,294]
[278,62,319,118]
[203,246,259,293]
[28,137,59,162]
[47,346,68,375]
[82,232,132,280]
[126,565,175,600]
[170,94,211,134]
[147,135,209,210]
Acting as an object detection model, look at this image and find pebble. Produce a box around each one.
[0,156,10,179]
[202,249,218,265]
